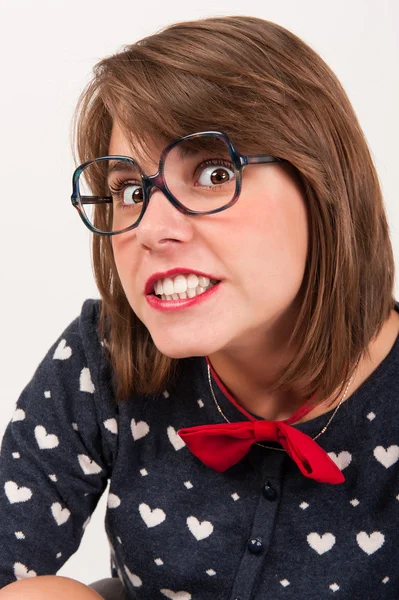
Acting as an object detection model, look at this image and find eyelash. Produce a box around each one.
[108,158,235,198]
[108,178,139,196]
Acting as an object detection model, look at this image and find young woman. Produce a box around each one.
[0,14,398,600]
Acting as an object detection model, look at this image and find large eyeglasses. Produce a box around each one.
[71,131,286,236]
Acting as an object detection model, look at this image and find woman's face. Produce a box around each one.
[109,121,309,360]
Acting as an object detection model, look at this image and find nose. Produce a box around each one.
[134,187,194,250]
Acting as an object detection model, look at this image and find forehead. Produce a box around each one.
[107,121,234,173]
[108,120,167,171]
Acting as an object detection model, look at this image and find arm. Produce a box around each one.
[0,300,114,589]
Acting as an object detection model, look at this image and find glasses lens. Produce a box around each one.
[164,135,237,213]
[78,158,143,233]
[77,136,238,233]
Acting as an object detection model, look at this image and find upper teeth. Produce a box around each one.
[154,274,214,296]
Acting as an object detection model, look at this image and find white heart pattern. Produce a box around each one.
[104,418,118,434]
[80,367,95,393]
[161,590,192,600]
[5,481,33,504]
[78,454,102,475]
[167,426,186,451]
[35,425,59,450]
[307,532,336,555]
[14,562,37,580]
[124,565,142,587]
[108,493,121,509]
[139,503,166,528]
[186,516,214,541]
[373,445,399,469]
[12,408,26,422]
[53,339,72,360]
[51,502,71,526]
[327,451,352,471]
[131,419,150,441]
[357,531,385,555]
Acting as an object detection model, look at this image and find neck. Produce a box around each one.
[207,308,399,423]
[207,349,305,420]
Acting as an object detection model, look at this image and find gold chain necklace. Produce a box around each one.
[207,358,360,451]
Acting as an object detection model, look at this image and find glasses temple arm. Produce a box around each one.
[243,154,286,165]
[78,196,112,205]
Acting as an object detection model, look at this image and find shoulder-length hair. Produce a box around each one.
[71,15,395,405]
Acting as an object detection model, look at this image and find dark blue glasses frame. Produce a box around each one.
[71,130,287,236]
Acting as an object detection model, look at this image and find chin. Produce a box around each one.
[152,343,205,360]
[150,336,221,360]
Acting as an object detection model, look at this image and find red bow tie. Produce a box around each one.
[178,420,344,484]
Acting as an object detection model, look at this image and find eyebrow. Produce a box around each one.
[178,146,199,159]
[105,144,229,175]
[106,160,140,176]
[178,144,225,158]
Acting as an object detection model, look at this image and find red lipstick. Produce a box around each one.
[144,268,221,295]
[145,280,221,312]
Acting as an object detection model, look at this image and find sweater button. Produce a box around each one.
[247,537,264,554]
[263,481,277,501]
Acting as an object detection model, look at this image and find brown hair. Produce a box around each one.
[71,15,396,405]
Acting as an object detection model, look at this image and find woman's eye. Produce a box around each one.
[122,185,143,205]
[197,164,235,187]
[109,182,144,205]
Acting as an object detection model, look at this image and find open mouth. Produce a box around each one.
[150,274,220,301]
[152,279,220,301]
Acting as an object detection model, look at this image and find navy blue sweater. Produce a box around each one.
[1,298,399,599]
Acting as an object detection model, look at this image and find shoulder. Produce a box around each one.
[34,298,112,405]
[52,298,104,365]
[36,298,118,462]
[61,298,102,341]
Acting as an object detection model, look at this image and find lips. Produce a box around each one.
[144,268,222,295]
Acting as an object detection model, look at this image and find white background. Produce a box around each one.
[0,0,398,586]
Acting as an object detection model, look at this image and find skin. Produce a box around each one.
[0,575,103,599]
[109,121,399,422]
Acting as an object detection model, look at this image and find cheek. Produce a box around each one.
[111,236,143,311]
[111,235,135,286]
[225,188,308,294]
[111,237,123,271]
